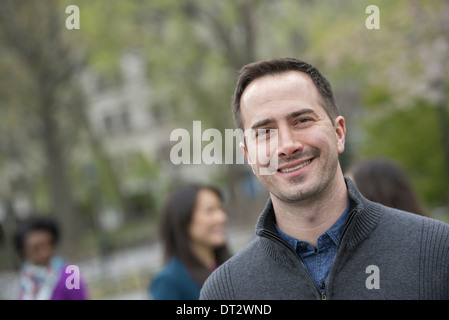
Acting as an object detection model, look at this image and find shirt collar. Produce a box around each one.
[275,201,350,248]
[325,201,350,244]
[256,178,382,251]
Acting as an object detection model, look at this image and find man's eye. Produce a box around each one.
[256,129,270,137]
[295,118,313,125]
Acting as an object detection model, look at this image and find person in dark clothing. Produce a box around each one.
[200,57,449,300]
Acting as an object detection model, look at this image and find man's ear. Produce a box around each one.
[240,141,252,165]
[240,138,258,175]
[334,116,346,154]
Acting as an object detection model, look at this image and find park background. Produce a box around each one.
[0,0,448,299]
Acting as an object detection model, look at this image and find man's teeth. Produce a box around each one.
[279,160,311,173]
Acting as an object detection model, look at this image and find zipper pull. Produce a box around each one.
[319,281,327,300]
[321,291,327,300]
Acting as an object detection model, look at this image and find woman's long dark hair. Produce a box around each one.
[159,184,231,285]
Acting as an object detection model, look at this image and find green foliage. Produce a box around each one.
[359,99,449,206]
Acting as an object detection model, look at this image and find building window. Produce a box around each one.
[103,109,132,135]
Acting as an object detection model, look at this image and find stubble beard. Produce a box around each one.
[256,148,339,205]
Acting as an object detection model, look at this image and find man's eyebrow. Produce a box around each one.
[250,118,275,131]
[287,108,319,120]
[250,108,319,130]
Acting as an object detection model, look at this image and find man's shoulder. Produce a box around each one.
[371,202,449,242]
[378,203,449,228]
[200,237,266,299]
[216,237,263,273]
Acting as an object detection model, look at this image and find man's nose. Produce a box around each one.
[277,127,303,159]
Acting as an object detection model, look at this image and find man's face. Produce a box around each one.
[240,71,346,204]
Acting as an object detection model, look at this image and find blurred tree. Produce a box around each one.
[301,0,449,208]
[148,0,260,198]
[360,100,448,207]
[0,0,132,253]
[0,0,85,250]
[359,1,449,207]
[75,0,266,200]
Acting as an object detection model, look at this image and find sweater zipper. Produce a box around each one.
[259,209,358,301]
[338,209,357,249]
[323,209,357,297]
[259,229,326,300]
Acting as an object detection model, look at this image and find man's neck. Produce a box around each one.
[272,174,348,248]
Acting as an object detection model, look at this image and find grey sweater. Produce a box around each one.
[200,178,449,300]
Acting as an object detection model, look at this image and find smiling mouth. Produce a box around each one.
[278,159,312,173]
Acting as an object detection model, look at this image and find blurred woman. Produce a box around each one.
[14,216,89,300]
[346,157,428,216]
[149,184,231,300]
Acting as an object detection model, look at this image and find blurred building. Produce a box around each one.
[80,50,234,230]
[83,51,166,162]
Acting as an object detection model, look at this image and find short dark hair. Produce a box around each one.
[14,216,60,257]
[232,57,340,130]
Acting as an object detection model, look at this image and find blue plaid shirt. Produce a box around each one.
[276,202,350,292]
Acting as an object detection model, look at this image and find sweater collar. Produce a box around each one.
[255,177,381,250]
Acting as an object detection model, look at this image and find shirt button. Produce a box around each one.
[319,281,326,289]
[299,243,307,251]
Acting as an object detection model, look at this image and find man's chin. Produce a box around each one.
[267,177,326,202]
[266,185,309,203]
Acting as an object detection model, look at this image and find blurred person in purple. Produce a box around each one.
[14,216,89,300]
